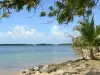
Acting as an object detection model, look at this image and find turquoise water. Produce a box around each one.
[0,45,76,75]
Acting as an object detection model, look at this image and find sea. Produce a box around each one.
[0,45,76,75]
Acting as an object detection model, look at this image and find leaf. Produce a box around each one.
[40,11,46,17]
[49,6,54,11]
[56,1,64,9]
[48,12,56,17]
[16,5,23,12]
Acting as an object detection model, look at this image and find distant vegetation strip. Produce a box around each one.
[0,43,72,46]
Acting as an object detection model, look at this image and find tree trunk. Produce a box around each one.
[81,49,86,60]
[90,48,95,60]
[97,47,100,52]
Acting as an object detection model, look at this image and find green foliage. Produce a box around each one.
[56,1,64,9]
[48,12,56,17]
[40,11,46,17]
[0,0,40,18]
[48,6,54,11]
[0,0,99,24]
[0,0,99,25]
[26,1,35,12]
[73,17,100,59]
[41,0,98,24]
[75,18,95,45]
[72,36,87,48]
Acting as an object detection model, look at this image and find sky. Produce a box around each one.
[0,0,100,44]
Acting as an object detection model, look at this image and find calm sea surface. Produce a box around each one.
[0,45,76,75]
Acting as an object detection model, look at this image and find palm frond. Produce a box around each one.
[74,18,95,45]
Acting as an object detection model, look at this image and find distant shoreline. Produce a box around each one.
[0,44,72,46]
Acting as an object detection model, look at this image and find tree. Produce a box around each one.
[0,0,99,24]
[0,0,40,18]
[41,0,99,24]
[73,17,100,59]
[72,36,88,59]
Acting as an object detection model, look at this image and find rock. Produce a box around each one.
[63,72,69,75]
[55,70,65,75]
[21,69,30,74]
[68,69,79,74]
[29,68,34,71]
[17,59,100,75]
[74,64,86,71]
[49,72,55,75]
[80,64,86,69]
[20,69,34,75]
[40,66,57,73]
[85,71,100,75]
[85,64,90,67]
[35,71,40,74]
[38,65,43,69]
[43,65,49,69]
[21,70,26,74]
[39,68,49,73]
[34,67,39,71]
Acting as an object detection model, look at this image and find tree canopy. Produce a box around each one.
[0,0,40,18]
[0,0,99,24]
[41,0,99,24]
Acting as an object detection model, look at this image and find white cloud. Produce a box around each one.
[51,25,65,36]
[0,25,79,44]
[50,25,79,38]
[7,25,43,38]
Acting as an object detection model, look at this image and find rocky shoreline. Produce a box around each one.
[17,59,100,75]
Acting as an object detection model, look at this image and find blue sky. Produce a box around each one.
[0,0,100,44]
